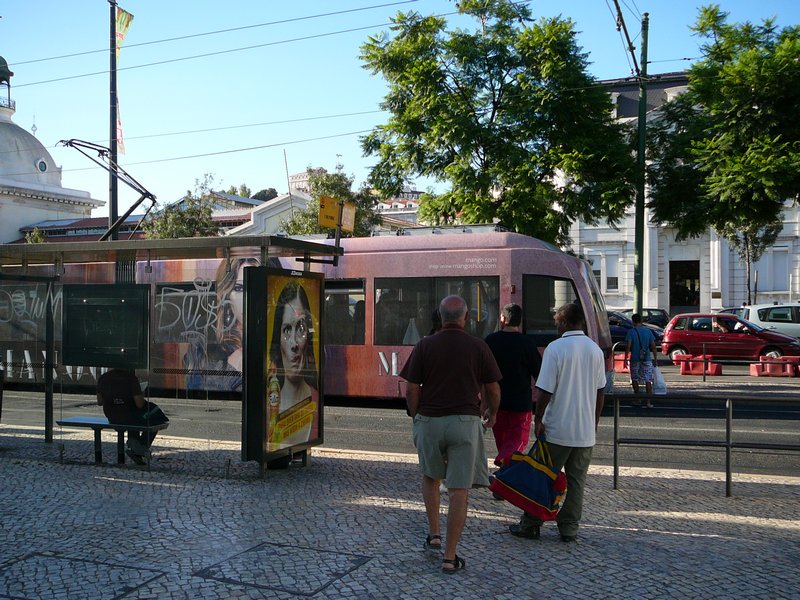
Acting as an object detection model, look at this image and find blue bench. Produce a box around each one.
[57,416,169,465]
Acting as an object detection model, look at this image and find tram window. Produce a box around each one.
[375,276,500,345]
[522,275,579,346]
[435,277,500,338]
[323,280,365,345]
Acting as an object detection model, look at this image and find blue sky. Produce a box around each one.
[2,0,798,217]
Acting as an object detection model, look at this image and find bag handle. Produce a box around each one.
[528,434,553,467]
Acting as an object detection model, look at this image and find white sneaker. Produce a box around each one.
[439,482,447,494]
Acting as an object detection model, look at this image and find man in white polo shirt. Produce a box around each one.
[509,302,607,542]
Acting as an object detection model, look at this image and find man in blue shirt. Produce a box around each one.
[623,314,658,403]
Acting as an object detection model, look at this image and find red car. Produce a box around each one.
[661,313,800,361]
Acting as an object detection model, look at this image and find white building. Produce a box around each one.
[0,56,103,243]
[225,190,312,236]
[570,72,799,314]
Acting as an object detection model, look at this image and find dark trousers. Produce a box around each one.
[110,404,162,453]
[520,442,593,537]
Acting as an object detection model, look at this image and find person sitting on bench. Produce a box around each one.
[97,369,162,465]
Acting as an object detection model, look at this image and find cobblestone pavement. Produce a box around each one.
[1,426,798,599]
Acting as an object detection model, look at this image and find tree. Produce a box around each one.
[647,6,800,302]
[280,168,380,237]
[25,227,46,244]
[359,0,636,246]
[253,187,279,202]
[225,183,252,198]
[144,173,220,239]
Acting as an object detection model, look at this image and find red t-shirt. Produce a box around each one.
[400,325,502,417]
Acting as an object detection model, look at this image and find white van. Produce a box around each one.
[722,303,800,339]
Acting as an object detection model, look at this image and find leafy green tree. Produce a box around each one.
[253,187,278,202]
[359,0,635,245]
[144,173,220,239]
[25,227,46,243]
[225,183,252,198]
[647,6,800,302]
[281,169,380,237]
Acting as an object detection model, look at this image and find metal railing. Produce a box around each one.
[610,393,800,497]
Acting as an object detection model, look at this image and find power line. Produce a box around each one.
[15,22,398,89]
[124,129,373,167]
[12,1,420,66]
[604,0,635,75]
[1,128,373,180]
[122,110,383,142]
[0,109,384,156]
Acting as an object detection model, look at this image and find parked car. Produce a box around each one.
[618,308,671,329]
[608,311,664,348]
[718,304,800,339]
[717,306,747,318]
[661,313,800,361]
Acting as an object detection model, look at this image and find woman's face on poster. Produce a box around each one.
[229,268,245,325]
[280,296,309,382]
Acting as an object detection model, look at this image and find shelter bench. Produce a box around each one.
[56,416,169,465]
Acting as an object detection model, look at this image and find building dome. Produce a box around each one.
[0,109,62,188]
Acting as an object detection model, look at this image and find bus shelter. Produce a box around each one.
[0,236,341,470]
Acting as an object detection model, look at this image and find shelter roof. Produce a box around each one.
[0,235,342,271]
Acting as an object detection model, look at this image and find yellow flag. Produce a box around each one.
[115,7,134,58]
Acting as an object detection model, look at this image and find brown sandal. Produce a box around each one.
[441,555,465,573]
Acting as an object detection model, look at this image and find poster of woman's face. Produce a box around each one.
[266,274,321,449]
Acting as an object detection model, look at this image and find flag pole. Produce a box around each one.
[108,0,119,240]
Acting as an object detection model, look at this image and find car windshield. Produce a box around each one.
[738,318,764,332]
[608,312,632,325]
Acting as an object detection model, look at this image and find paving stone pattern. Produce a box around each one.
[0,428,798,599]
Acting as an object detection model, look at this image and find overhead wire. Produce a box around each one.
[604,0,635,76]
[0,109,385,156]
[0,128,374,180]
[11,0,420,66]
[14,21,413,89]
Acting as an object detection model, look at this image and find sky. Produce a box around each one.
[2,0,799,218]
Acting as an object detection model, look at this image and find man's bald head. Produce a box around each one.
[440,295,468,325]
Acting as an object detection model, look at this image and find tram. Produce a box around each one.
[313,227,612,402]
[0,227,611,401]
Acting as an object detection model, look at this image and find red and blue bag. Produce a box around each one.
[489,435,567,521]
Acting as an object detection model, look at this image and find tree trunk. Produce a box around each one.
[744,235,752,305]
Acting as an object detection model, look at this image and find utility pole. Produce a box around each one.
[108,0,119,240]
[633,13,649,314]
[612,2,649,314]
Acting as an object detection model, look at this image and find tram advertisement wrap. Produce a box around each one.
[264,272,321,451]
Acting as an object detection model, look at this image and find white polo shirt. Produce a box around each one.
[536,330,606,447]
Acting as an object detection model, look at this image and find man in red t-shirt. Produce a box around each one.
[96,369,155,465]
[400,295,501,574]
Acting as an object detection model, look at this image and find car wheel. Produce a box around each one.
[669,346,688,361]
[763,347,783,359]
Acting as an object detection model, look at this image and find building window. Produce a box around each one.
[606,254,619,292]
[587,254,601,289]
[586,251,620,294]
[755,247,789,291]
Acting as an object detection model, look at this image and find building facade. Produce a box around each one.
[0,56,103,243]
[569,73,800,313]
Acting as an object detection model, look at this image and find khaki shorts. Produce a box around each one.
[412,413,490,489]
